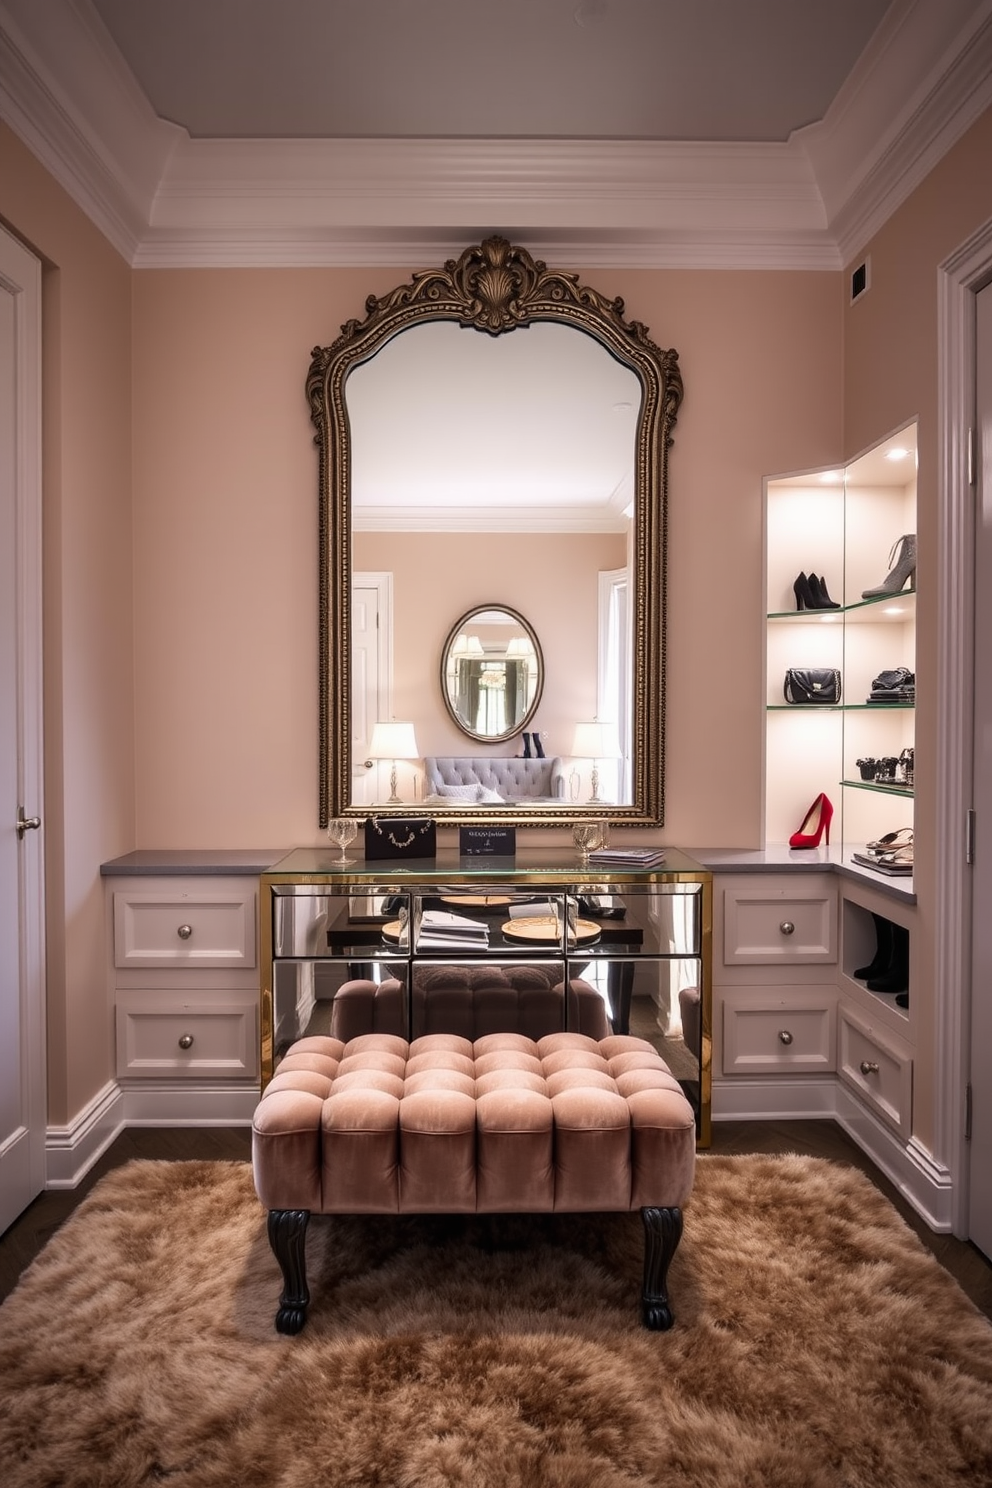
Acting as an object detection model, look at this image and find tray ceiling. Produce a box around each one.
[1,0,991,267]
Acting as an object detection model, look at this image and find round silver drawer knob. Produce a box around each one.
[778,1029,793,1045]
[178,1034,194,1050]
[779,921,795,936]
[177,924,193,940]
[860,1060,879,1076]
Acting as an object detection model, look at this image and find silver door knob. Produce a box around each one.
[778,1029,793,1045]
[779,921,795,936]
[178,1034,194,1050]
[177,924,193,940]
[16,807,42,838]
[860,1060,879,1076]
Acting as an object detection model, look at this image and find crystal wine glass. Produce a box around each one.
[326,817,358,864]
[572,821,605,864]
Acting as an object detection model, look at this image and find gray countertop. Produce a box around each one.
[100,849,288,876]
[99,843,914,902]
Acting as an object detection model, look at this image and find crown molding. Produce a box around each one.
[134,136,833,269]
[800,0,992,267]
[354,506,627,535]
[1,0,989,272]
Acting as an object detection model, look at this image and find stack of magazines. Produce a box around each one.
[586,846,667,867]
[417,908,490,950]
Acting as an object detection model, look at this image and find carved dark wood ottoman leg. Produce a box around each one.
[640,1205,683,1330]
[267,1208,311,1335]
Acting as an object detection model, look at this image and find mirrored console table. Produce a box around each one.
[259,847,712,1143]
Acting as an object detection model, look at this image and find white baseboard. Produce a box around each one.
[833,1084,955,1232]
[45,1080,125,1189]
[712,1075,839,1121]
[45,1081,258,1189]
[712,1075,955,1231]
[120,1081,259,1125]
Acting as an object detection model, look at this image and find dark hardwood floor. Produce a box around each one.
[1,1120,990,1320]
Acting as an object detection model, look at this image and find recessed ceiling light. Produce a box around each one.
[885,447,909,461]
[819,471,844,484]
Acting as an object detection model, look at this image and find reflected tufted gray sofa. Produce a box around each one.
[424,756,566,804]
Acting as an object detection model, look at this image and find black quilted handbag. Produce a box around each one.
[784,667,841,704]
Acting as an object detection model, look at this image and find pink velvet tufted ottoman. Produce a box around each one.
[252,1030,696,1334]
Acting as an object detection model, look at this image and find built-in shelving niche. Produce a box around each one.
[764,422,917,889]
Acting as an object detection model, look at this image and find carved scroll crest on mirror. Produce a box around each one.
[307,236,683,827]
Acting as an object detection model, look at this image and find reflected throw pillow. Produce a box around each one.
[434,782,505,803]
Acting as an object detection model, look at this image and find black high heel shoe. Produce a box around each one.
[808,574,840,609]
[854,913,893,980]
[867,923,910,994]
[793,572,818,611]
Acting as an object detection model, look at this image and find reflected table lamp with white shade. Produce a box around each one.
[367,721,420,804]
[571,720,620,804]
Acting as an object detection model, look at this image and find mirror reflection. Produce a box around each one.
[440,606,543,743]
[308,238,683,826]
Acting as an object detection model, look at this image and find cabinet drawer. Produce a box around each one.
[114,891,255,969]
[722,989,837,1074]
[722,885,836,966]
[116,992,258,1078]
[838,1006,912,1137]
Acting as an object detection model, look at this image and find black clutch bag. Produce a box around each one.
[363,816,437,860]
[784,667,841,704]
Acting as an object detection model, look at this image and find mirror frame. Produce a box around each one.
[439,603,545,745]
[307,236,683,827]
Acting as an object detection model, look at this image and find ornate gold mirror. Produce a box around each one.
[440,605,543,744]
[307,237,682,827]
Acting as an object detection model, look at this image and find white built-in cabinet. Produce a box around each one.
[712,869,916,1144]
[104,864,267,1124]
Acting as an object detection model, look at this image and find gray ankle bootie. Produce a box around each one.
[862,533,916,598]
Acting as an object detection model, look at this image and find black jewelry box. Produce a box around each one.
[364,816,437,860]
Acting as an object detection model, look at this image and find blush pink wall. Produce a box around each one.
[1,125,133,1125]
[130,264,841,851]
[353,530,626,763]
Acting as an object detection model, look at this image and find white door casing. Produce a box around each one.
[351,574,392,807]
[937,214,992,1243]
[0,224,46,1233]
[968,278,992,1260]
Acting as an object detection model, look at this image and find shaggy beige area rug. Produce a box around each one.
[0,1156,990,1488]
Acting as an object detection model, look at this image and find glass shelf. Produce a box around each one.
[841,779,914,799]
[766,703,913,712]
[767,592,915,623]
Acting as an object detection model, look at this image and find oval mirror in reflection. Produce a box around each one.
[440,606,543,744]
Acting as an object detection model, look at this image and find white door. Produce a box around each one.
[969,280,992,1261]
[351,574,392,806]
[0,225,46,1235]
